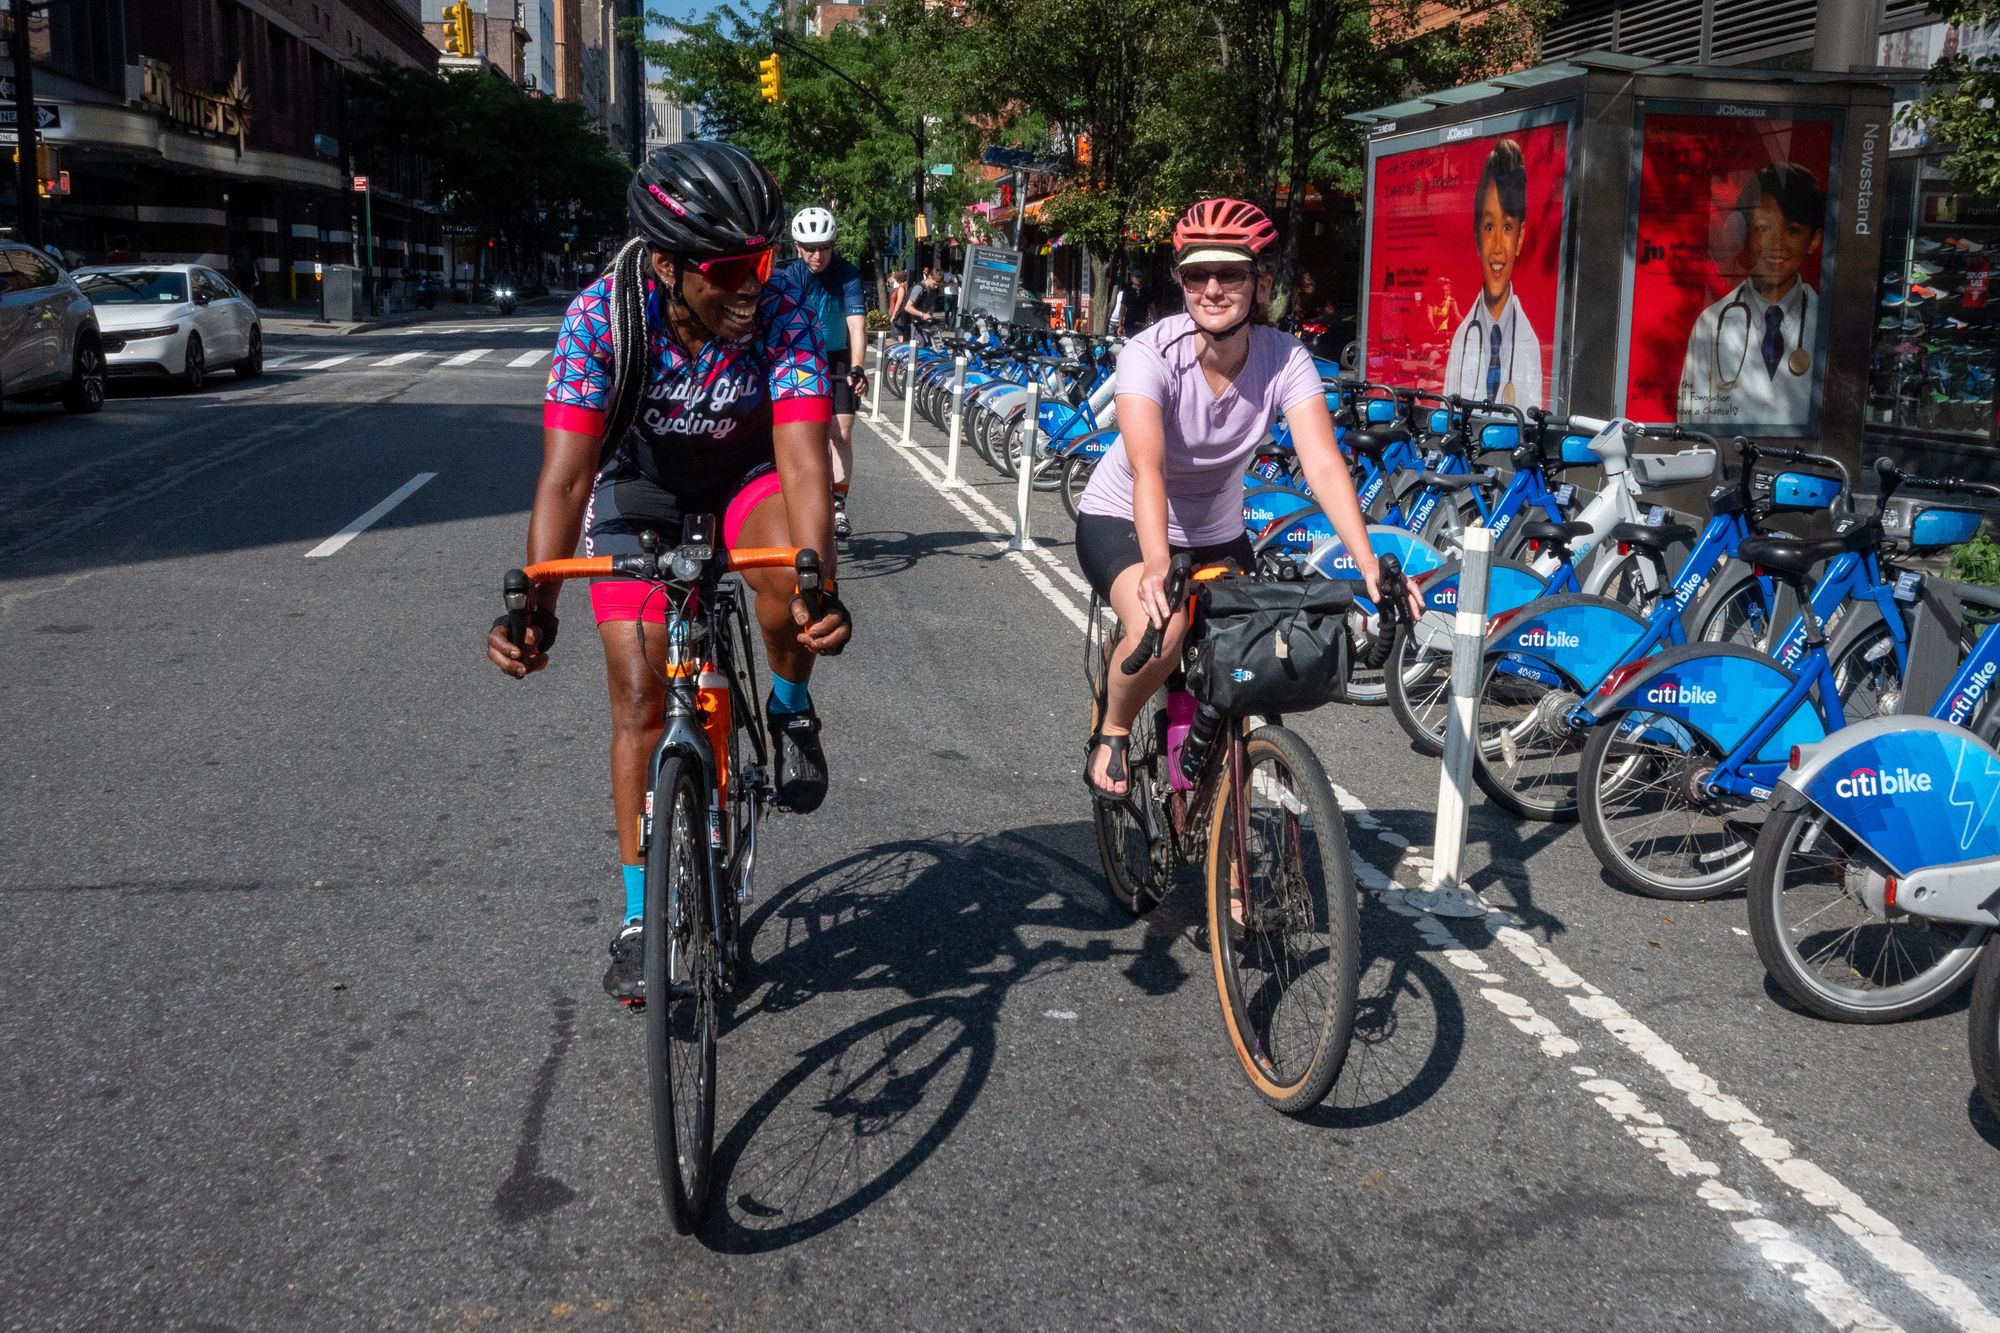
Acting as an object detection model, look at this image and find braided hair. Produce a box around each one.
[601,236,651,459]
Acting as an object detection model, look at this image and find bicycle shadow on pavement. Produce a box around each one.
[697,816,1471,1251]
[698,822,1138,1254]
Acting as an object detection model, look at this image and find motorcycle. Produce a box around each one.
[495,284,516,317]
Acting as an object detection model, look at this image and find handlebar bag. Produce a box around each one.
[1188,579,1356,716]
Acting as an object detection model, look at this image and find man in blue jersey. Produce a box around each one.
[782,207,869,540]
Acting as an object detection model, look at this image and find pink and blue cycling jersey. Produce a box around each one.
[542,265,832,457]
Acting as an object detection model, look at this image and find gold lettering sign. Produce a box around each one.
[140,57,253,156]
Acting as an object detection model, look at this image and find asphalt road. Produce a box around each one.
[2,310,1996,1333]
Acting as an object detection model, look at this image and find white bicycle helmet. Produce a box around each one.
[791,206,838,245]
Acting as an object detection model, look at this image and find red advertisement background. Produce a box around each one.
[1363,122,1568,403]
[1623,114,1834,421]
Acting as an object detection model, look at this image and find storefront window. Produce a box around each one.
[1865,156,1999,447]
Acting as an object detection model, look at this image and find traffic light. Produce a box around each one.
[442,0,474,56]
[757,53,781,104]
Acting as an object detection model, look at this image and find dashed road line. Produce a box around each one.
[508,349,548,368]
[373,350,430,367]
[263,354,302,369]
[296,354,356,371]
[441,348,494,367]
[303,472,437,559]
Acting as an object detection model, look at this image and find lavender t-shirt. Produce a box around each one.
[1078,316,1324,545]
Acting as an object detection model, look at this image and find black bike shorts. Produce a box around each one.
[1074,513,1254,604]
[828,351,857,416]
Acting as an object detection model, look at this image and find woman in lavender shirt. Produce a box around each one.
[1076,199,1414,799]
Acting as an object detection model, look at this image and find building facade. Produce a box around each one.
[10,0,443,303]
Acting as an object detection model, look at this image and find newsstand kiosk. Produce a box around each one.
[1347,53,1896,481]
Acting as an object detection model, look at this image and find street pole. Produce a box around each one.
[362,185,376,315]
[10,0,41,249]
[914,120,925,273]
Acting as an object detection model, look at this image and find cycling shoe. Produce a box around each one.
[602,920,645,1006]
[770,706,828,813]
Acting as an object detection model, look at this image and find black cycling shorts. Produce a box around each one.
[1075,513,1255,603]
[828,351,857,416]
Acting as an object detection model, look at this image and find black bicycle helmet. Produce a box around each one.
[627,141,784,257]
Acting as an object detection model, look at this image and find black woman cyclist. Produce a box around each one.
[1074,197,1421,801]
[485,141,853,1001]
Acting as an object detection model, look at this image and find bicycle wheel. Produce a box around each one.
[1577,710,1757,899]
[1470,658,1585,820]
[1691,573,1776,651]
[1089,640,1165,915]
[1206,724,1359,1113]
[1061,457,1092,521]
[1592,548,1658,610]
[1828,609,1909,723]
[1746,804,1989,1023]
[1972,940,2000,1121]
[1384,622,1452,756]
[645,752,718,1232]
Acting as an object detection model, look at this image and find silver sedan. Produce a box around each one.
[74,263,264,391]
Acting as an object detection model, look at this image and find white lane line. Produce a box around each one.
[373,350,430,367]
[862,410,1994,1331]
[303,472,436,559]
[523,324,555,333]
[507,349,548,368]
[263,354,302,369]
[441,348,493,367]
[297,354,356,371]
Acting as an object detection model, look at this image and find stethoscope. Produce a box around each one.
[1457,302,1517,404]
[1713,281,1812,391]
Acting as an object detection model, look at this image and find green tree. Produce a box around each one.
[1901,1,2000,198]
[347,64,631,278]
[634,6,987,302]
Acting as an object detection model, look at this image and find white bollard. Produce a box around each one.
[898,330,919,446]
[1008,376,1041,551]
[1409,523,1493,918]
[943,352,969,487]
[867,330,886,424]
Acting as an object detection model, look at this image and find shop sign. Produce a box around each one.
[140,57,252,155]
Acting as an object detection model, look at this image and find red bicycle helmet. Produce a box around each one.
[1172,198,1278,265]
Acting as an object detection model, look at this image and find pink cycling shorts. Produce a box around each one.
[588,470,786,624]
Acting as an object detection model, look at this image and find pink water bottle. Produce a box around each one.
[1164,689,1197,792]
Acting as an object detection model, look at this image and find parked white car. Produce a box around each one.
[74,263,263,390]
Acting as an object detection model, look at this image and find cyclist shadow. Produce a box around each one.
[698,813,1471,1251]
[698,822,1146,1254]
[829,528,941,582]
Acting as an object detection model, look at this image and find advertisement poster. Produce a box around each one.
[1364,120,1570,410]
[1624,111,1837,434]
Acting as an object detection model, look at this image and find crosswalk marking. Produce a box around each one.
[524,324,555,333]
[374,350,430,367]
[508,349,548,368]
[264,354,302,369]
[298,355,356,371]
[441,348,493,366]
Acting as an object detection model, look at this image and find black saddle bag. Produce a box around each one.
[1187,578,1355,716]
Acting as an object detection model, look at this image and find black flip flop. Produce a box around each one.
[1085,732,1132,803]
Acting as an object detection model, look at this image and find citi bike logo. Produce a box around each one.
[1328,550,1359,571]
[1286,525,1313,544]
[1669,569,1705,608]
[1517,626,1579,649]
[1833,766,1934,799]
[1645,681,1718,706]
[1947,660,1998,726]
[1431,585,1458,608]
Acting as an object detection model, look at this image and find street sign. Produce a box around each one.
[352,176,370,192]
[0,103,62,132]
[979,145,1067,176]
[960,243,1022,324]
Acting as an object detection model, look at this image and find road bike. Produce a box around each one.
[503,520,827,1232]
[1085,551,1408,1112]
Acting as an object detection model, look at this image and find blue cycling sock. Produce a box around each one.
[768,672,811,715]
[621,863,644,925]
